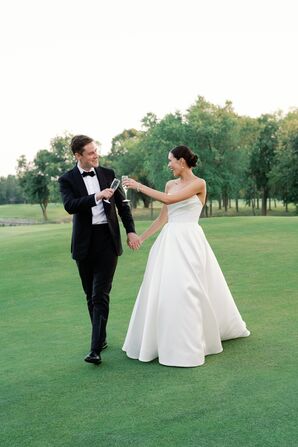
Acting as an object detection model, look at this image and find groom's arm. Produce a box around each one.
[59,175,96,214]
[59,172,114,215]
[113,178,136,234]
[112,185,140,249]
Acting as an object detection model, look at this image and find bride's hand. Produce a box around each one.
[122,177,139,190]
[127,233,142,250]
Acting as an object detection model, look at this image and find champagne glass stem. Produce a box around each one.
[121,175,130,203]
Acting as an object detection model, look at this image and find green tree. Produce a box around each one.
[103,128,151,207]
[16,133,75,218]
[142,112,190,191]
[186,97,247,215]
[0,175,25,204]
[238,116,261,212]
[17,151,52,220]
[248,114,279,215]
[46,133,74,202]
[270,110,298,212]
[141,112,158,130]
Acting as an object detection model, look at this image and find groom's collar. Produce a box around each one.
[77,163,96,175]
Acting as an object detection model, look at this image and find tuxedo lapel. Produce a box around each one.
[72,165,89,196]
[95,167,109,190]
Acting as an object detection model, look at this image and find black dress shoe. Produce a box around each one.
[84,351,101,365]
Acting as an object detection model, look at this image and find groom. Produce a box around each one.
[59,135,139,365]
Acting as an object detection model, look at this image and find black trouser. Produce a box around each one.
[76,224,118,354]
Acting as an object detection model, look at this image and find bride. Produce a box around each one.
[122,145,250,367]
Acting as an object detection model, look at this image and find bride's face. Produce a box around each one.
[168,152,182,177]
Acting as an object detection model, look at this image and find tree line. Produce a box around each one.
[1,96,298,219]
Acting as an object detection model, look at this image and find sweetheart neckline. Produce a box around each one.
[167,194,204,207]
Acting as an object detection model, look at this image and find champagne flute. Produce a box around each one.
[103,178,121,203]
[121,175,130,203]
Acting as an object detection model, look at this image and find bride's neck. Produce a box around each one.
[179,169,195,182]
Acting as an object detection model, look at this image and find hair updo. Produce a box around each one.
[170,145,198,168]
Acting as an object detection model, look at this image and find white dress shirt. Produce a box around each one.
[78,163,108,225]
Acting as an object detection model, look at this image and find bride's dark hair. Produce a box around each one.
[170,145,198,168]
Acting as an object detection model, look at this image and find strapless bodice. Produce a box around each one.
[167,195,203,223]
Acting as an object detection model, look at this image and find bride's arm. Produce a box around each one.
[139,204,168,244]
[138,181,173,243]
[124,178,205,205]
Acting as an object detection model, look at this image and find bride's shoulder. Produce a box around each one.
[165,179,176,192]
[193,176,206,186]
[192,177,206,196]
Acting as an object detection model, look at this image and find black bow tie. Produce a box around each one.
[82,171,95,177]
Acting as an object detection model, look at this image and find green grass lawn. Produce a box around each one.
[0,203,163,224]
[0,203,70,224]
[0,200,296,225]
[1,218,297,446]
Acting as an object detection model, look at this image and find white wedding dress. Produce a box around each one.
[122,195,250,367]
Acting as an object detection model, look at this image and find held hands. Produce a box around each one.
[96,188,115,201]
[127,232,142,251]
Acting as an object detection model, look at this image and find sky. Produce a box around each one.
[0,0,298,176]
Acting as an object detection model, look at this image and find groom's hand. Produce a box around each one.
[127,233,141,250]
[96,188,114,201]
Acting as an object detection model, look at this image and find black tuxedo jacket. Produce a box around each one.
[58,165,135,260]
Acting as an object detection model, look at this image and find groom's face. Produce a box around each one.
[76,141,99,170]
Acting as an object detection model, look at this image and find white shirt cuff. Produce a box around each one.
[94,194,101,205]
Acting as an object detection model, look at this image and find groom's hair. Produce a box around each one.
[71,135,94,155]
